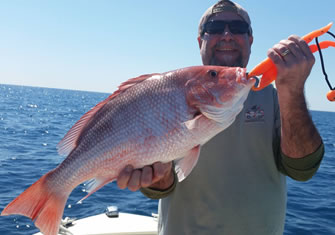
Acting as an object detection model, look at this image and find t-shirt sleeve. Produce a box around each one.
[278,142,324,181]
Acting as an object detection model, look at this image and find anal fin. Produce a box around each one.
[78,176,115,204]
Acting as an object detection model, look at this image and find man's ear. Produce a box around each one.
[249,35,253,46]
[197,36,202,49]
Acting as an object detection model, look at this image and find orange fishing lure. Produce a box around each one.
[248,22,335,101]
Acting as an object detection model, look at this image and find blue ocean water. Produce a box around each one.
[0,84,334,235]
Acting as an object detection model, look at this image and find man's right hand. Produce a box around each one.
[117,162,174,192]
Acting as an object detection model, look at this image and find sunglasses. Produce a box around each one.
[203,20,250,35]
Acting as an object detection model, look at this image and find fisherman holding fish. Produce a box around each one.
[118,1,325,234]
[1,1,326,235]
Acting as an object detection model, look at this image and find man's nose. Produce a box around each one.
[219,25,234,40]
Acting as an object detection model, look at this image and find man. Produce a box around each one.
[117,1,324,234]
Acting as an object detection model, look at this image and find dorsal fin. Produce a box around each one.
[57,73,161,156]
[118,73,160,91]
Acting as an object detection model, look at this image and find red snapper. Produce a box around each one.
[1,66,255,235]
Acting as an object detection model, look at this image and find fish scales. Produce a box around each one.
[41,72,199,197]
[60,73,195,183]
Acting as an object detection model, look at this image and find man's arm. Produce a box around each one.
[268,35,322,158]
[277,90,321,158]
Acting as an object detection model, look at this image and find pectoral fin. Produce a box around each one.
[174,145,201,182]
[184,114,204,130]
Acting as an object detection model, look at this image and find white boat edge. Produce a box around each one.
[33,211,158,235]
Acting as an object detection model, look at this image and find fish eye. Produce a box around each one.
[208,70,217,78]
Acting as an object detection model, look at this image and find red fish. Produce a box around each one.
[1,66,255,235]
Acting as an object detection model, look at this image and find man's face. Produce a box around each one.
[198,12,253,68]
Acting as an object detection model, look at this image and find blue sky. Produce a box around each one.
[1,0,334,112]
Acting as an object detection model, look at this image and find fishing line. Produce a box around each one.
[315,31,335,91]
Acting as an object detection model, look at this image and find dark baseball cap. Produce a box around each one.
[198,0,252,36]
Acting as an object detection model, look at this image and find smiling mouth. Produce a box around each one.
[216,48,236,52]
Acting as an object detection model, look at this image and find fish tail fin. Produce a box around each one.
[1,171,68,235]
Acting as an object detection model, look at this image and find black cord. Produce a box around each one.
[315,31,335,90]
[327,31,335,38]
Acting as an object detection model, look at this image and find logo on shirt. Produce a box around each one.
[245,105,264,123]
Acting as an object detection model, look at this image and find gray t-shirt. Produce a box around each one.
[159,85,286,235]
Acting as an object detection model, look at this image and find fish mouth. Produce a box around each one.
[236,68,255,87]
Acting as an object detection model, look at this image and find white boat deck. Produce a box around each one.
[34,212,158,235]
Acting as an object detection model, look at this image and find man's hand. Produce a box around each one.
[267,35,315,95]
[117,162,174,192]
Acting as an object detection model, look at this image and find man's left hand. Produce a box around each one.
[267,35,315,95]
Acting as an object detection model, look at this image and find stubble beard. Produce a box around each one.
[209,54,244,67]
